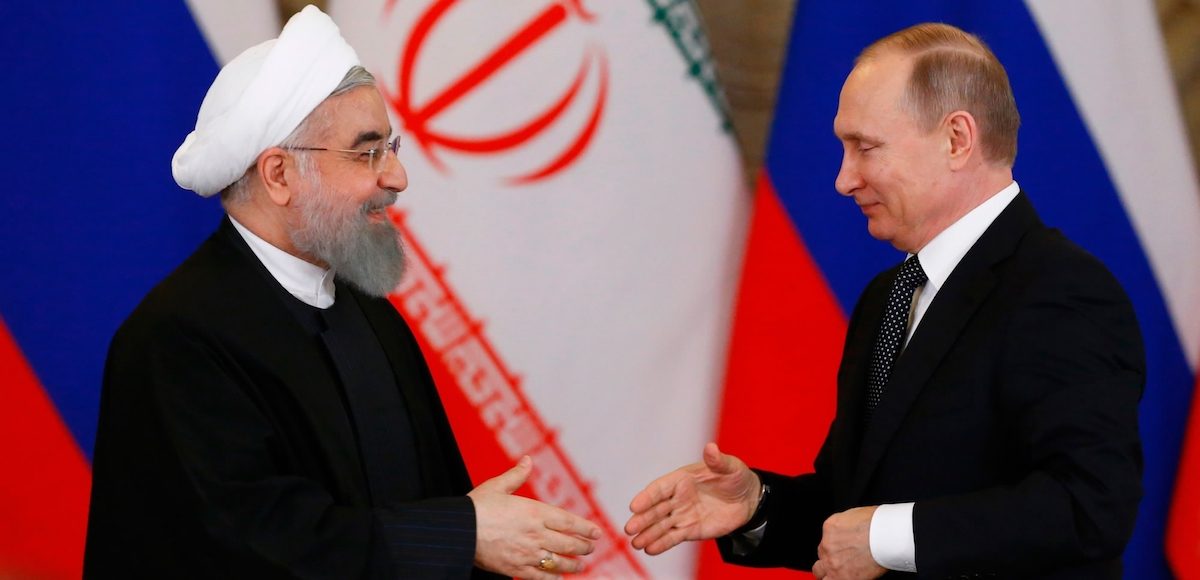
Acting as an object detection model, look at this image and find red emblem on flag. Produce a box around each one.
[383,0,608,185]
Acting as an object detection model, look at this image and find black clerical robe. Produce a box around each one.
[85,218,496,579]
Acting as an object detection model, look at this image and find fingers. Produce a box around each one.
[473,489,601,578]
[625,481,680,535]
[630,509,677,552]
[540,528,595,557]
[629,514,670,551]
[630,485,705,554]
[514,569,560,580]
[644,525,694,556]
[628,470,687,516]
[514,553,585,579]
[550,556,585,575]
[629,444,716,514]
[543,508,602,541]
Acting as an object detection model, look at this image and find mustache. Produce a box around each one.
[360,190,398,214]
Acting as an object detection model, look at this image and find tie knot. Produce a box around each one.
[898,254,928,290]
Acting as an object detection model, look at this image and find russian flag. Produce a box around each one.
[706,1,1200,579]
[0,2,277,576]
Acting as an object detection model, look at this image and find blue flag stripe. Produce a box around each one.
[0,2,223,458]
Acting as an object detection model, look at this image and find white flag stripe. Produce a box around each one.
[1027,0,1200,370]
[184,0,280,65]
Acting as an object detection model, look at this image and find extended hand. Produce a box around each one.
[624,442,760,555]
[469,456,602,579]
[812,506,886,580]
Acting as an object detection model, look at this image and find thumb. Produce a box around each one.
[491,455,532,494]
[702,442,736,475]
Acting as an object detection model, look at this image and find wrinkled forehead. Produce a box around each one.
[309,84,392,145]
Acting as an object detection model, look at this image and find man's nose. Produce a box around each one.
[377,153,408,193]
[834,156,861,196]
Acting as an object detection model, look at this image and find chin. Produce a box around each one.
[865,221,891,243]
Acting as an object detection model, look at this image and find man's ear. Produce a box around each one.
[257,147,294,207]
[945,110,979,170]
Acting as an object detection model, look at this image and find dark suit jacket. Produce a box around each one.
[85,218,499,579]
[720,193,1145,579]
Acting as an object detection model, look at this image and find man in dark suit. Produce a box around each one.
[85,6,598,578]
[624,23,1144,579]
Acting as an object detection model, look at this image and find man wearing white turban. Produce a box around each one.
[85,6,598,579]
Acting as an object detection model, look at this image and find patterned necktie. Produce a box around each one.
[866,254,928,417]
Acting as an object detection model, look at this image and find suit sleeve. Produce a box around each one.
[126,317,478,578]
[715,271,889,571]
[715,458,836,570]
[913,254,1144,577]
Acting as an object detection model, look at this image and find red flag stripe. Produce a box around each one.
[1168,364,1200,579]
[0,317,91,578]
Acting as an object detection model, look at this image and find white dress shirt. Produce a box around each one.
[229,217,337,309]
[869,181,1021,573]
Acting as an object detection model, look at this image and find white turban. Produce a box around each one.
[172,5,360,197]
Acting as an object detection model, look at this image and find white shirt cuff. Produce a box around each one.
[869,502,916,572]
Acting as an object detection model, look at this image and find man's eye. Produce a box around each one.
[358,149,377,161]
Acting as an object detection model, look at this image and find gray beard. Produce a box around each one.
[289,176,405,298]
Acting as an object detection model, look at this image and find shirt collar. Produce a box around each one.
[913,181,1020,293]
[229,216,336,309]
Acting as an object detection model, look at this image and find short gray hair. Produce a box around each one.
[222,66,378,205]
[858,23,1020,166]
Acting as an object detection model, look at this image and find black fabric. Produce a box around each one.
[320,286,424,503]
[84,217,502,579]
[718,193,1145,579]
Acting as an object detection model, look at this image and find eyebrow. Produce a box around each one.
[347,129,389,149]
[836,130,882,144]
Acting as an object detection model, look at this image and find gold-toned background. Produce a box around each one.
[281,0,1200,184]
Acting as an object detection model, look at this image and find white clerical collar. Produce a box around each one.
[913,181,1021,292]
[229,216,336,309]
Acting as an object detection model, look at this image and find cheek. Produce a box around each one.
[337,183,373,208]
[863,155,899,189]
[862,163,899,209]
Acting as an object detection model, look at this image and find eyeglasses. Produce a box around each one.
[287,135,402,172]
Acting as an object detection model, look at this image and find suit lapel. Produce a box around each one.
[830,269,891,504]
[848,193,1042,503]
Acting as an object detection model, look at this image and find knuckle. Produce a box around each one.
[559,558,581,574]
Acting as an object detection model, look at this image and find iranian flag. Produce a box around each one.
[330,1,750,577]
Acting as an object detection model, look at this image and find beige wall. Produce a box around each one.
[1160,0,1200,178]
[278,0,1200,184]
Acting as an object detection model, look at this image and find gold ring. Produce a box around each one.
[537,553,558,572]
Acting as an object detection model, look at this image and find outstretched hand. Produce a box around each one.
[624,442,761,555]
[470,456,602,579]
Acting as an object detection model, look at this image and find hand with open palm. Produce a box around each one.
[624,443,762,555]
